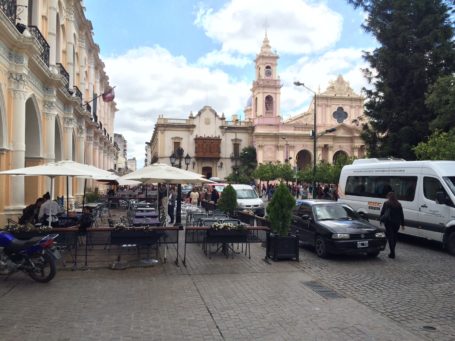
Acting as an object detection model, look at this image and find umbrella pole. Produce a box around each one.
[66,176,70,214]
[82,179,87,210]
[49,177,54,228]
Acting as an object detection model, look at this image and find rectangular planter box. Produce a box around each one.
[206,229,248,244]
[266,234,299,261]
[110,230,164,246]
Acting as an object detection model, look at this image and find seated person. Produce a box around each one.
[79,206,93,232]
[19,197,45,225]
[38,192,64,226]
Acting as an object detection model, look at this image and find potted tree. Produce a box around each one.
[217,184,237,217]
[266,182,299,261]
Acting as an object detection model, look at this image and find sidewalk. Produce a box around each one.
[0,242,424,341]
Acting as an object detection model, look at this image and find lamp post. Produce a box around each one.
[169,147,191,225]
[294,81,317,197]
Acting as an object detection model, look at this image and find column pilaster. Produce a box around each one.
[7,72,27,210]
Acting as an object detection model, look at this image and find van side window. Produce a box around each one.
[346,176,417,201]
[423,177,448,203]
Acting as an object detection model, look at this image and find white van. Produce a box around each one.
[231,184,265,216]
[338,159,455,254]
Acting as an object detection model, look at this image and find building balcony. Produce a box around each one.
[0,0,17,24]
[56,63,70,89]
[73,86,82,104]
[28,25,50,67]
[85,102,91,113]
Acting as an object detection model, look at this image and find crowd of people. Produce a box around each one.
[258,182,339,201]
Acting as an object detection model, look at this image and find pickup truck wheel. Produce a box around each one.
[446,231,455,256]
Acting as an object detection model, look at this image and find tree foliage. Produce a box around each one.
[252,163,277,183]
[266,182,295,236]
[427,74,455,132]
[413,130,455,160]
[348,0,455,160]
[225,146,257,184]
[217,184,237,216]
[295,156,355,184]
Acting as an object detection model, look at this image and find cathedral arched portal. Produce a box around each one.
[333,150,349,164]
[296,150,312,171]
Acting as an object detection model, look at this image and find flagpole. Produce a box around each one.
[85,86,116,105]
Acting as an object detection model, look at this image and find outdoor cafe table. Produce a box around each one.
[10,226,181,268]
[183,226,270,266]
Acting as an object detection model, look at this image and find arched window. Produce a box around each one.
[265,66,272,77]
[265,95,273,115]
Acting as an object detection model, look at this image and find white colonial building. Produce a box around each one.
[0,0,117,224]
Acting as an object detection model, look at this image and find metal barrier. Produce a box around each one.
[183,226,270,266]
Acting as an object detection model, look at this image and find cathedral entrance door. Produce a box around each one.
[202,167,212,179]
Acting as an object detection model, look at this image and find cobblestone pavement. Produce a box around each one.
[0,234,453,340]
[295,236,455,341]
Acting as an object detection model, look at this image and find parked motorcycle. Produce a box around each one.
[0,232,60,283]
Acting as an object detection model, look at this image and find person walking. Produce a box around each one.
[168,188,176,224]
[380,191,405,259]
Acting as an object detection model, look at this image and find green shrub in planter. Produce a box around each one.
[266,182,295,236]
[217,184,237,216]
[266,183,298,261]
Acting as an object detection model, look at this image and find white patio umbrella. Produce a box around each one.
[53,160,119,211]
[0,162,95,226]
[120,163,212,184]
[120,163,212,225]
[116,178,141,186]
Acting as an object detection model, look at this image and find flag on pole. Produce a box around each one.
[102,87,115,102]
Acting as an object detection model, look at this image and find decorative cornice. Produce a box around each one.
[8,72,27,91]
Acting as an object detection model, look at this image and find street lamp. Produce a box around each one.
[294,81,317,197]
[169,147,189,225]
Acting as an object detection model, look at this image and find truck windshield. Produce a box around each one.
[443,177,455,197]
[236,189,258,199]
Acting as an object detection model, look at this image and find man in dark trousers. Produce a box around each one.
[168,188,176,224]
[380,191,405,259]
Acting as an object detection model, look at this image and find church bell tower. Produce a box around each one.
[249,33,281,121]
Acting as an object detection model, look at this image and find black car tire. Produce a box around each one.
[315,235,328,258]
[366,251,380,258]
[446,231,455,256]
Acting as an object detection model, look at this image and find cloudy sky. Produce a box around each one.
[84,0,376,167]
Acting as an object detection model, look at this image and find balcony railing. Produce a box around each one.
[56,63,69,89]
[73,85,82,103]
[28,25,50,67]
[85,103,91,113]
[0,0,17,24]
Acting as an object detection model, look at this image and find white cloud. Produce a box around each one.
[103,46,250,167]
[197,50,251,67]
[194,0,343,55]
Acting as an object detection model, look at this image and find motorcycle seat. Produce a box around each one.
[7,237,43,251]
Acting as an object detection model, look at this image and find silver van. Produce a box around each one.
[231,184,265,216]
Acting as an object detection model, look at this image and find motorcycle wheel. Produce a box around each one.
[27,252,56,283]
